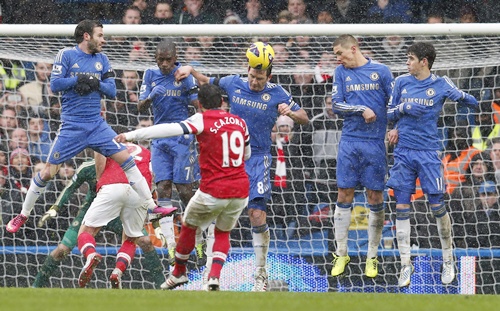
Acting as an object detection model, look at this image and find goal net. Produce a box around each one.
[0,23,499,293]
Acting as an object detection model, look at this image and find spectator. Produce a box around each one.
[223,10,243,25]
[240,0,262,24]
[18,62,53,117]
[128,39,152,62]
[184,43,205,67]
[331,0,368,24]
[0,107,18,149]
[367,0,412,23]
[451,152,496,213]
[472,101,499,151]
[8,147,32,196]
[287,0,312,24]
[270,115,312,240]
[455,180,500,249]
[108,70,140,128]
[277,9,293,24]
[27,114,52,163]
[8,127,29,154]
[459,4,478,23]
[316,10,333,24]
[175,0,220,24]
[150,2,175,24]
[135,116,153,149]
[489,137,500,185]
[122,5,142,24]
[374,35,410,65]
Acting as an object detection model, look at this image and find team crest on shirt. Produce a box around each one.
[261,93,271,102]
[426,88,435,97]
[174,80,182,87]
[370,72,379,81]
[94,62,103,71]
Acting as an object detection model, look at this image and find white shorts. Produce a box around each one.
[183,189,248,232]
[82,183,147,238]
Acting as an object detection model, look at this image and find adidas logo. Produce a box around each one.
[345,76,352,82]
[72,63,80,69]
[235,89,241,94]
[402,89,407,94]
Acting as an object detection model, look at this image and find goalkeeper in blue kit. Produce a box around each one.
[386,42,478,287]
[33,159,167,288]
[6,19,169,234]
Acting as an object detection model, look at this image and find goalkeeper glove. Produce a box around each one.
[37,205,59,228]
[148,85,167,100]
[398,103,427,117]
[152,219,167,248]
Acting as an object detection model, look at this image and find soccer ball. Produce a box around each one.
[246,42,275,70]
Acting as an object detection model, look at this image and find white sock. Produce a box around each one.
[160,216,176,250]
[205,223,215,270]
[252,229,270,268]
[123,165,155,210]
[367,209,385,259]
[396,218,411,266]
[21,175,47,216]
[436,213,453,262]
[333,205,352,256]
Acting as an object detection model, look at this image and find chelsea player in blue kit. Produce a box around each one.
[176,46,309,291]
[330,34,393,279]
[387,42,478,287]
[6,20,170,233]
[138,39,201,263]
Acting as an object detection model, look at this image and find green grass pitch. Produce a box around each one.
[1,288,500,311]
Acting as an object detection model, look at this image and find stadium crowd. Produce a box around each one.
[1,0,500,293]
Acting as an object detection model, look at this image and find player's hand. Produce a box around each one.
[387,129,399,145]
[177,134,193,146]
[86,76,100,92]
[362,107,376,123]
[174,66,193,81]
[114,133,129,143]
[152,219,167,247]
[37,205,59,228]
[399,103,427,117]
[148,85,167,100]
[75,75,92,96]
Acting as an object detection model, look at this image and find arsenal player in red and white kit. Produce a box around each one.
[115,84,251,291]
[76,142,176,289]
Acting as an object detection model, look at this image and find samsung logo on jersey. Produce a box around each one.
[345,83,379,92]
[401,97,434,106]
[231,96,267,110]
[165,89,182,96]
[210,116,246,134]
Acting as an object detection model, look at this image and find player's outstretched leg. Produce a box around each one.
[33,255,60,288]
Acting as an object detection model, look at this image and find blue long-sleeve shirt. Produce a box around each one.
[388,73,478,151]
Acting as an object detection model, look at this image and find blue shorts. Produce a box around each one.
[336,140,387,191]
[47,119,125,165]
[245,153,271,201]
[151,135,200,184]
[387,147,445,195]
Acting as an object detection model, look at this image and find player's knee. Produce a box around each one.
[52,244,71,260]
[393,189,412,205]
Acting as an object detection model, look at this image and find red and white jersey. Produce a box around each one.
[183,110,250,198]
[96,142,152,192]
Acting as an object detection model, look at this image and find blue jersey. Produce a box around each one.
[139,62,198,124]
[214,75,301,155]
[331,58,393,141]
[388,74,478,151]
[50,46,115,123]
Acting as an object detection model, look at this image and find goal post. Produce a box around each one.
[0,23,499,293]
